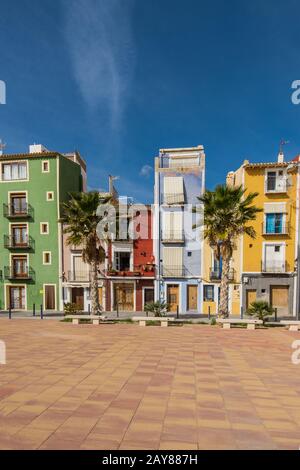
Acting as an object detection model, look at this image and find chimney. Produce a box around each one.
[278,151,284,163]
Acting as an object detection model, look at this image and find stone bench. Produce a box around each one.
[218,319,263,330]
[65,315,108,325]
[280,321,300,331]
[132,316,173,327]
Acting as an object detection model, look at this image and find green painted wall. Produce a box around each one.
[0,154,82,310]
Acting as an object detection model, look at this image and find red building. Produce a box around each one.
[104,205,155,312]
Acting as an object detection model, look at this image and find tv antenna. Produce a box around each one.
[0,139,6,156]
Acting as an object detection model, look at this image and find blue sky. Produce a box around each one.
[1,0,300,202]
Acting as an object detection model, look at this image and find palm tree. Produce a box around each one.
[197,184,262,318]
[61,191,112,314]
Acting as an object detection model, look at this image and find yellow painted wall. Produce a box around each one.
[243,166,297,273]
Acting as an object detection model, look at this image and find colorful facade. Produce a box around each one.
[105,204,155,312]
[0,145,85,311]
[154,146,205,314]
[227,152,299,317]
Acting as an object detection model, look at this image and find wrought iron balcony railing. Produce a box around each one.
[163,193,185,205]
[161,231,185,243]
[262,222,290,236]
[4,266,35,281]
[3,203,34,219]
[261,261,288,274]
[67,271,91,282]
[161,265,186,277]
[210,268,235,281]
[4,235,34,250]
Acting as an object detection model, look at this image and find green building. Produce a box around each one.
[0,144,86,312]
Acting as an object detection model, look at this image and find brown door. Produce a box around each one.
[9,286,25,309]
[246,290,256,309]
[72,287,84,310]
[187,285,198,311]
[11,194,27,215]
[114,284,134,311]
[167,285,179,312]
[11,225,27,246]
[144,288,154,306]
[45,285,56,310]
[271,286,289,316]
[12,256,28,277]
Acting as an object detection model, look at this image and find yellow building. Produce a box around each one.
[226,152,299,317]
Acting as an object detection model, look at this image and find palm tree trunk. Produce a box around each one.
[219,256,230,318]
[90,260,99,314]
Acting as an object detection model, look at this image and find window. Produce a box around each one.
[163,177,185,205]
[188,252,192,257]
[43,252,51,265]
[114,252,131,271]
[266,170,286,193]
[46,192,54,201]
[40,223,49,235]
[203,285,214,302]
[2,162,27,181]
[265,213,284,234]
[266,171,276,191]
[11,225,28,246]
[275,245,281,252]
[163,211,183,241]
[42,161,49,173]
[10,193,27,215]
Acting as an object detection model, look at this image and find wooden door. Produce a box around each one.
[72,287,84,310]
[12,225,27,246]
[187,285,198,311]
[246,290,256,309]
[144,288,154,305]
[167,285,179,312]
[271,286,289,316]
[12,256,27,277]
[9,286,25,310]
[114,284,134,311]
[45,285,56,310]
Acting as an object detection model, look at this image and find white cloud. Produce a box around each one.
[62,0,135,129]
[140,164,153,178]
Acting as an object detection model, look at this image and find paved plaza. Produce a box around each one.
[0,319,299,450]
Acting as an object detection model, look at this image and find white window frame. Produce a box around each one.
[1,160,29,182]
[42,160,50,173]
[264,168,287,194]
[46,191,54,201]
[40,222,49,235]
[43,251,52,265]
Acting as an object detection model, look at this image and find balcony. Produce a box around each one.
[261,261,289,274]
[3,203,34,219]
[163,193,185,205]
[67,271,91,282]
[162,265,186,277]
[210,268,235,281]
[162,231,185,243]
[262,222,290,236]
[265,177,287,194]
[4,235,34,250]
[4,266,35,281]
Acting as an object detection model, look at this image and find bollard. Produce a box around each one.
[33,303,36,317]
[117,303,119,318]
[274,307,278,323]
[176,305,179,319]
[40,305,44,320]
[88,304,91,315]
[208,306,211,320]
[8,306,11,320]
[240,306,243,319]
